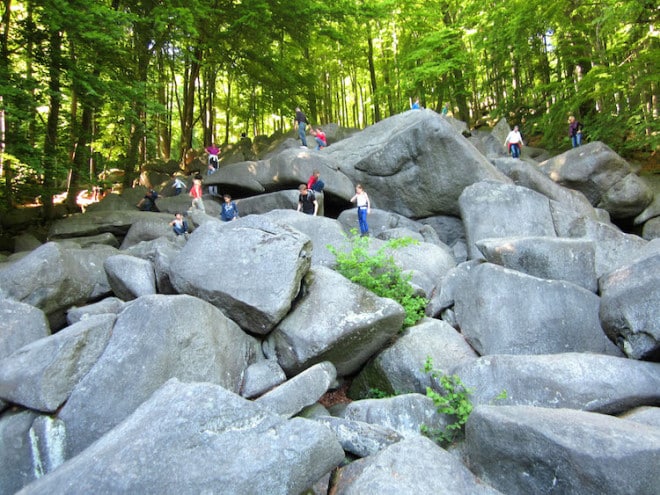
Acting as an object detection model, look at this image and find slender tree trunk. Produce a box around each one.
[42,28,62,219]
[367,31,380,122]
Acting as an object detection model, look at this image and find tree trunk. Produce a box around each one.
[42,28,62,219]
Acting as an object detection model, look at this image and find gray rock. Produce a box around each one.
[419,215,466,248]
[123,236,184,294]
[454,263,622,356]
[0,299,50,360]
[492,156,598,220]
[313,416,403,458]
[599,250,660,360]
[476,236,598,292]
[563,216,648,277]
[13,233,42,253]
[466,405,660,495]
[538,142,652,218]
[634,189,660,225]
[103,254,156,301]
[84,193,133,212]
[256,361,337,417]
[459,181,556,260]
[119,217,177,249]
[452,353,660,414]
[597,172,654,218]
[0,410,39,494]
[235,190,304,217]
[325,109,509,217]
[170,216,312,334]
[426,259,482,316]
[339,393,450,438]
[332,435,501,495]
[349,318,477,399]
[0,314,114,412]
[48,210,172,239]
[262,209,348,267]
[0,243,117,322]
[642,216,660,240]
[240,359,287,399]
[66,297,125,325]
[52,232,120,249]
[264,266,406,377]
[618,406,660,428]
[19,379,345,495]
[337,208,426,239]
[58,294,260,458]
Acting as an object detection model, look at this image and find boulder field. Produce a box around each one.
[1,110,658,494]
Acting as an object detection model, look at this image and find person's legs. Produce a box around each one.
[173,224,185,235]
[511,143,520,158]
[299,122,307,147]
[576,132,582,146]
[572,135,578,148]
[315,137,324,150]
[358,208,368,235]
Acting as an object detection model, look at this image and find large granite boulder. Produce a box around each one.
[466,405,660,495]
[264,266,406,377]
[19,379,344,495]
[0,299,50,360]
[58,294,261,458]
[169,215,312,334]
[324,109,509,217]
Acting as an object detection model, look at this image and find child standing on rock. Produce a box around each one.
[350,184,370,236]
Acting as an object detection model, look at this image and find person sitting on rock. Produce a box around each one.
[169,212,188,236]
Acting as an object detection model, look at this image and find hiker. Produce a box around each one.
[296,184,318,216]
[350,183,370,236]
[169,212,189,236]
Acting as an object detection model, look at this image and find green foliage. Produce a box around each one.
[421,357,473,445]
[327,232,428,328]
[366,387,393,399]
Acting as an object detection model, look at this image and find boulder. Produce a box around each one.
[256,361,337,417]
[619,406,660,428]
[58,294,261,458]
[452,353,660,413]
[332,435,501,495]
[20,379,344,495]
[119,217,179,249]
[0,299,50,360]
[324,109,509,217]
[0,410,40,494]
[240,359,287,399]
[123,236,184,294]
[459,181,556,260]
[313,416,403,458]
[0,314,115,412]
[169,216,312,334]
[103,254,157,300]
[454,263,622,356]
[339,393,450,438]
[349,318,477,399]
[66,297,125,325]
[48,211,172,239]
[0,243,117,324]
[264,266,406,377]
[476,236,598,292]
[466,405,660,495]
[538,142,653,218]
[599,247,660,360]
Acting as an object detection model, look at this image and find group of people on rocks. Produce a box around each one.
[294,107,327,150]
[505,115,584,158]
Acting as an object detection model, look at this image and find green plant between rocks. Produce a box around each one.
[327,231,428,328]
[421,356,474,445]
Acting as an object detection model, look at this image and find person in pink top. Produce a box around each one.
[310,127,327,150]
[206,143,220,169]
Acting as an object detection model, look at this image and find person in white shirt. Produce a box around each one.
[504,125,524,158]
[350,184,371,236]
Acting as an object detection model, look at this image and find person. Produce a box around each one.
[296,184,318,216]
[172,176,186,196]
[137,189,160,212]
[206,143,220,169]
[441,103,449,115]
[220,194,239,221]
[310,127,327,150]
[240,132,256,160]
[169,212,188,236]
[411,97,421,110]
[307,169,325,192]
[568,116,583,148]
[504,125,524,159]
[294,107,309,148]
[189,177,205,213]
[206,162,218,196]
[350,184,370,236]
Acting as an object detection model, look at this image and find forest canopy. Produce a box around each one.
[0,0,658,213]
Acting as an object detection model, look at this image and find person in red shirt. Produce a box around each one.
[189,177,205,213]
[306,169,325,192]
[310,127,327,150]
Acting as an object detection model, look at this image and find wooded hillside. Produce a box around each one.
[0,0,657,213]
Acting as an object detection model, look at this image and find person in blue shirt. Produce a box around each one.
[220,194,239,221]
[411,97,421,110]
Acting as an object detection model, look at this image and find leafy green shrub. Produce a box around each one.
[327,232,428,328]
[421,357,473,445]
